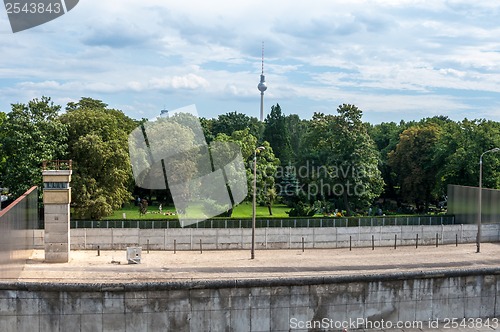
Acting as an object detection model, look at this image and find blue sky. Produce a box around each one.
[1,0,500,123]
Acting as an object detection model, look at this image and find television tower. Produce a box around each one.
[257,42,267,122]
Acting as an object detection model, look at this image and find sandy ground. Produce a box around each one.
[15,243,500,283]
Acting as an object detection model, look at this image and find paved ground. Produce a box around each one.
[13,243,500,331]
[16,243,500,283]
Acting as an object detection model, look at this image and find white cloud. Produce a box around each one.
[0,0,500,122]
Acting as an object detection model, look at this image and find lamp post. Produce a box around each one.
[251,146,265,259]
[476,147,500,253]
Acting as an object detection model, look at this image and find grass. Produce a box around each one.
[103,202,292,220]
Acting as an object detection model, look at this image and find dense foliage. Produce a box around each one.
[1,96,499,218]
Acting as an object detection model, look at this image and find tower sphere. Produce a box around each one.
[258,74,267,92]
[258,81,267,92]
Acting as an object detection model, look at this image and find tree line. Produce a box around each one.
[0,96,498,219]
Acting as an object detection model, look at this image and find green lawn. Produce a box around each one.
[103,202,292,220]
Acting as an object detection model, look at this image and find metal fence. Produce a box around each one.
[71,215,455,229]
[0,186,38,279]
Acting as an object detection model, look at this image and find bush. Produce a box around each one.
[286,201,316,217]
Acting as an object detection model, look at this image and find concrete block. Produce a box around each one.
[44,222,69,233]
[148,312,169,331]
[190,301,210,332]
[289,286,312,324]
[415,299,433,321]
[206,289,230,332]
[430,278,450,319]
[111,228,138,237]
[17,315,40,332]
[447,277,465,319]
[80,292,103,315]
[125,312,149,332]
[59,292,81,315]
[270,286,290,332]
[464,276,481,318]
[45,232,70,244]
[250,288,271,332]
[0,298,16,315]
[397,300,416,322]
[103,293,125,314]
[39,313,60,332]
[0,316,17,332]
[44,204,70,215]
[229,288,251,331]
[45,242,69,252]
[44,251,69,263]
[103,313,126,332]
[480,275,496,318]
[60,314,81,331]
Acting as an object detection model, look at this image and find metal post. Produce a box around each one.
[200,239,202,254]
[302,237,305,252]
[477,153,483,253]
[174,239,176,254]
[436,233,439,247]
[394,234,397,250]
[251,151,257,259]
[349,236,352,251]
[416,234,419,249]
[147,239,149,254]
[251,147,265,259]
[477,148,500,253]
[372,235,374,250]
[97,245,100,256]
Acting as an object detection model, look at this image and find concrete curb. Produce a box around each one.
[4,266,500,292]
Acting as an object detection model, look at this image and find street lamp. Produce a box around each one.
[251,146,265,259]
[476,147,500,253]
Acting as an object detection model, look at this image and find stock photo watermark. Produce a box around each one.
[128,105,247,227]
[3,0,79,33]
[269,161,379,200]
[289,317,500,330]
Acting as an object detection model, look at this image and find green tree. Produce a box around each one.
[434,119,500,192]
[388,123,442,210]
[0,97,67,198]
[263,104,292,164]
[301,104,384,215]
[368,121,407,198]
[278,164,301,206]
[61,98,137,219]
[285,114,308,163]
[214,129,279,205]
[211,111,263,140]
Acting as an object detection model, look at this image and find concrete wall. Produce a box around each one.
[1,269,499,331]
[32,224,500,251]
[0,186,38,280]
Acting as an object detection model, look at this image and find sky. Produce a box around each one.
[1,0,500,123]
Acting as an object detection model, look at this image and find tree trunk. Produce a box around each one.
[267,204,273,216]
[343,190,351,216]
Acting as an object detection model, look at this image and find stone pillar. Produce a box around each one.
[42,168,72,263]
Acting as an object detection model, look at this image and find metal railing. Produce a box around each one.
[42,159,72,170]
[71,215,455,229]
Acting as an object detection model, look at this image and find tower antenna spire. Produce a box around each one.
[261,41,264,75]
[257,41,268,122]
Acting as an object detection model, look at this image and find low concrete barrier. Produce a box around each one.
[1,268,499,331]
[32,224,500,251]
